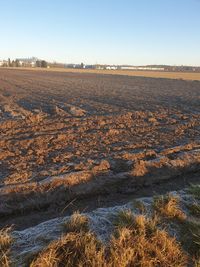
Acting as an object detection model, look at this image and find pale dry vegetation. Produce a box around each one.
[110,216,187,267]
[132,200,147,214]
[153,194,186,220]
[3,189,200,266]
[30,211,188,267]
[151,186,200,264]
[0,227,12,267]
[180,218,200,261]
[181,185,200,261]
[63,211,89,233]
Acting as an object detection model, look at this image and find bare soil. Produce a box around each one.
[4,66,200,81]
[0,68,200,230]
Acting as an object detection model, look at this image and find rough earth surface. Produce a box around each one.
[0,68,199,236]
[0,69,200,228]
[0,68,200,266]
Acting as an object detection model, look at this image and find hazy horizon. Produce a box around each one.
[1,0,200,66]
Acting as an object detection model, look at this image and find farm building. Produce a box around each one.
[120,66,165,71]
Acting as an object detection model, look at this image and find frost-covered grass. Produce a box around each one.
[0,227,12,267]
[7,186,200,266]
[31,211,187,267]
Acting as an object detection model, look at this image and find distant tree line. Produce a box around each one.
[36,60,48,68]
[7,58,20,67]
[3,58,48,68]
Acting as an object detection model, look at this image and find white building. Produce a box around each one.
[120,66,165,71]
[106,66,117,70]
[17,57,37,67]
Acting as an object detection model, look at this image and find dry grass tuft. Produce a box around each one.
[114,211,159,237]
[30,231,104,267]
[153,194,186,220]
[152,190,200,264]
[131,160,148,176]
[111,212,187,266]
[132,200,147,214]
[0,227,12,267]
[110,226,187,267]
[194,257,200,267]
[31,211,188,267]
[113,209,135,229]
[63,211,89,233]
[181,218,200,258]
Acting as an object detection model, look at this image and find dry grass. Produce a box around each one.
[153,194,186,220]
[194,258,200,267]
[152,190,200,264]
[131,160,148,176]
[187,184,200,217]
[113,209,135,229]
[110,224,187,267]
[30,231,104,267]
[180,218,200,259]
[132,200,147,214]
[31,211,188,267]
[185,185,200,263]
[0,227,12,267]
[63,211,89,233]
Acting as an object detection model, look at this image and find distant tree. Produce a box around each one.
[41,60,47,68]
[80,62,84,69]
[15,59,20,67]
[36,60,41,67]
[11,60,15,67]
[8,58,11,67]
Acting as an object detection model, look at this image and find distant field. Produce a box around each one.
[56,68,200,81]
[2,66,200,80]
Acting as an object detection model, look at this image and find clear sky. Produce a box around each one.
[0,0,200,65]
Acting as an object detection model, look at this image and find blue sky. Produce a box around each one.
[0,0,200,65]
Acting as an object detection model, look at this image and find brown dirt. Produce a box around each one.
[0,68,200,230]
[3,66,200,81]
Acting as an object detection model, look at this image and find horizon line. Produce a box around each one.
[0,57,200,68]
